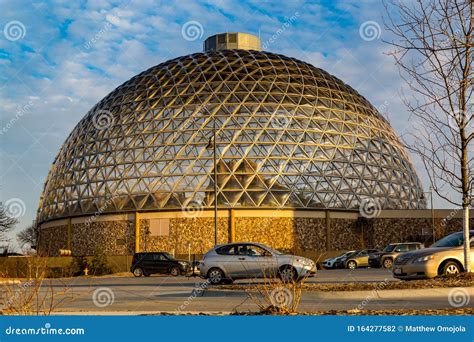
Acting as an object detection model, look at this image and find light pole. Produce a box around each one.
[206,109,218,246]
[420,187,435,243]
[213,115,218,246]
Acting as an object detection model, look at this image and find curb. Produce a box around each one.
[0,280,21,285]
[206,286,474,300]
[48,311,232,316]
[304,287,474,300]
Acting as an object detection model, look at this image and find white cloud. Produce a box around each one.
[0,0,454,245]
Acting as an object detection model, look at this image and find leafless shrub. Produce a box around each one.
[235,255,320,314]
[1,256,70,315]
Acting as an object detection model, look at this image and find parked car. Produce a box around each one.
[369,242,424,269]
[333,250,358,269]
[131,252,190,277]
[344,249,380,269]
[322,250,356,269]
[199,242,316,284]
[393,230,474,279]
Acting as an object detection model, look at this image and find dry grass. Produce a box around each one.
[153,307,474,316]
[1,256,70,315]
[218,273,474,293]
[231,307,474,316]
[232,256,319,315]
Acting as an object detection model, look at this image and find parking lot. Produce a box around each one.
[24,268,469,314]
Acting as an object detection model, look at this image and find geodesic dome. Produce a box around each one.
[37,48,425,223]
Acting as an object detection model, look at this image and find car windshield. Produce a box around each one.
[162,252,175,260]
[431,233,464,248]
[383,244,396,252]
[346,251,358,258]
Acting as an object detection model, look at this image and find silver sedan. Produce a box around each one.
[199,242,316,284]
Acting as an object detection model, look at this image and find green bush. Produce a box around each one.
[89,248,112,276]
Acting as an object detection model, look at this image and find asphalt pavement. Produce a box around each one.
[6,268,472,314]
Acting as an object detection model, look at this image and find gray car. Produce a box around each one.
[199,242,316,284]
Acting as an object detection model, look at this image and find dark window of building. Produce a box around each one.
[206,38,216,51]
[217,34,226,44]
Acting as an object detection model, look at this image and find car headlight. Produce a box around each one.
[296,258,313,266]
[414,255,434,263]
[178,261,188,267]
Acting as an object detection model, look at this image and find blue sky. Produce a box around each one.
[0,0,455,243]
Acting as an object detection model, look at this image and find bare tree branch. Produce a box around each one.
[384,0,473,206]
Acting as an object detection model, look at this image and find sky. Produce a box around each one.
[0,0,458,245]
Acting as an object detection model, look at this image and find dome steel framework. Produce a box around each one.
[38,49,425,223]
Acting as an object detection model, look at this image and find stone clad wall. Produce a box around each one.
[37,225,68,256]
[234,217,296,250]
[142,217,329,254]
[141,217,228,255]
[72,221,134,256]
[367,217,474,248]
[329,218,362,250]
[37,210,474,256]
[294,218,326,251]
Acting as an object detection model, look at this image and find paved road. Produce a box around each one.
[7,269,470,314]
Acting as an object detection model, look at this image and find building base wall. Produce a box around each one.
[37,209,474,256]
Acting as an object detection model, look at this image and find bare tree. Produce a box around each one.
[0,204,17,242]
[17,224,38,249]
[384,0,473,271]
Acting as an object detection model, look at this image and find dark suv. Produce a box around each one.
[369,242,424,269]
[131,252,190,277]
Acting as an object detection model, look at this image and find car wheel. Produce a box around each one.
[133,267,143,277]
[278,266,297,282]
[170,266,180,277]
[208,268,225,285]
[383,258,393,269]
[442,261,461,276]
[347,260,357,270]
